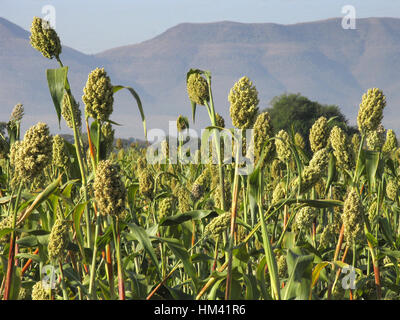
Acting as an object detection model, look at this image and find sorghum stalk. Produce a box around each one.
[258,173,281,300]
[57,58,91,249]
[111,216,125,300]
[58,261,69,300]
[3,182,23,300]
[88,213,101,299]
[146,235,207,300]
[103,219,115,299]
[203,75,225,211]
[225,135,241,300]
[197,203,281,300]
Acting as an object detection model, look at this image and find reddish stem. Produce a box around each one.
[21,248,39,276]
[3,234,16,300]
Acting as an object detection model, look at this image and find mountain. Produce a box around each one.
[1,17,400,138]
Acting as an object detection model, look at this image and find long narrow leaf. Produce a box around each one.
[46,67,68,126]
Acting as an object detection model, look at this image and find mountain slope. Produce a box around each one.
[97,18,400,135]
[1,17,400,138]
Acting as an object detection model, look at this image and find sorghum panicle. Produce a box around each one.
[309,116,328,153]
[187,73,209,106]
[83,68,114,121]
[94,160,127,217]
[229,76,259,129]
[357,88,386,133]
[30,17,61,60]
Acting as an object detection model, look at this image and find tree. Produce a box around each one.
[264,93,356,152]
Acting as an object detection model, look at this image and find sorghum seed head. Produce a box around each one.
[94,160,126,217]
[294,207,318,231]
[48,219,69,262]
[318,224,338,249]
[159,198,174,220]
[177,115,189,132]
[173,185,191,213]
[342,189,365,245]
[357,88,386,133]
[294,132,306,150]
[191,168,210,201]
[277,254,288,278]
[83,68,114,121]
[215,113,225,128]
[275,130,291,162]
[382,129,398,153]
[386,180,398,201]
[138,169,154,199]
[351,133,361,155]
[10,122,52,182]
[270,159,285,179]
[368,201,379,225]
[229,76,259,129]
[329,126,353,171]
[52,135,69,168]
[309,117,329,153]
[9,103,24,123]
[61,93,82,129]
[205,212,231,236]
[294,148,329,194]
[187,73,209,106]
[366,125,385,151]
[253,112,275,167]
[31,281,50,300]
[272,182,286,204]
[30,17,61,60]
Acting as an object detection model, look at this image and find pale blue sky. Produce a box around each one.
[1,0,399,54]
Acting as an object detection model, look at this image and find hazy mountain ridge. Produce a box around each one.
[0,17,399,138]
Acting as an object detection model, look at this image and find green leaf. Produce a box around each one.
[0,228,13,240]
[258,206,281,300]
[281,232,296,250]
[283,248,314,300]
[365,150,380,191]
[16,235,38,248]
[208,278,225,300]
[191,101,197,123]
[46,67,68,126]
[73,202,87,253]
[255,257,271,300]
[232,244,250,264]
[17,175,62,225]
[310,262,330,298]
[159,210,217,226]
[9,267,21,300]
[15,253,42,263]
[242,273,256,300]
[325,153,336,194]
[379,217,395,246]
[381,248,400,260]
[191,253,213,263]
[274,198,343,209]
[153,237,198,288]
[113,85,146,138]
[365,232,378,248]
[165,286,194,300]
[127,223,161,279]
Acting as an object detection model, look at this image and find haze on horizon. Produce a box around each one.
[1,0,399,54]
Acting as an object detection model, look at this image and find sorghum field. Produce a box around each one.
[0,16,399,301]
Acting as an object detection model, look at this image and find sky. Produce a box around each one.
[1,0,399,54]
